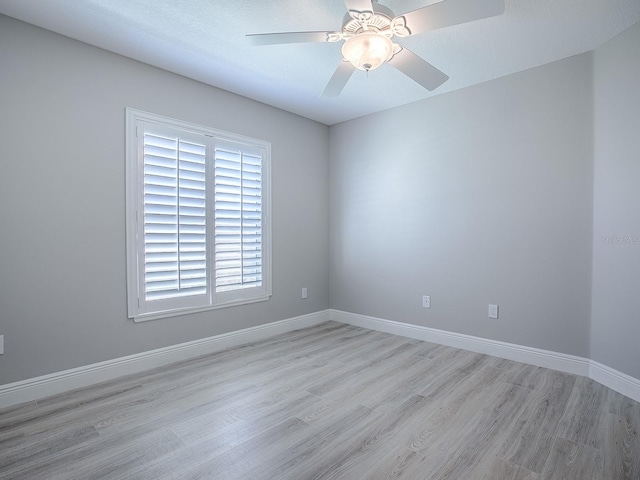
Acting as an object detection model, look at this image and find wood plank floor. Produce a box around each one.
[1,322,639,479]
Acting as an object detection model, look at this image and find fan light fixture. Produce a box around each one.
[247,0,506,96]
[341,32,394,71]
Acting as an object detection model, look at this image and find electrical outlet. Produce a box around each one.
[0,335,4,355]
[422,295,431,309]
[301,287,308,299]
[488,304,499,319]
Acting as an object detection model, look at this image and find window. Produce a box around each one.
[126,109,271,321]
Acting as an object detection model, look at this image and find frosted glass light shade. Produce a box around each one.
[341,32,394,71]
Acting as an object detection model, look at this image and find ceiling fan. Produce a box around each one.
[247,0,505,97]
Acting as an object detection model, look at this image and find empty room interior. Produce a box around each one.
[1,0,639,478]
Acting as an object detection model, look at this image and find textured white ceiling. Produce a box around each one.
[1,0,639,125]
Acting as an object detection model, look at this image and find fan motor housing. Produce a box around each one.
[341,3,395,35]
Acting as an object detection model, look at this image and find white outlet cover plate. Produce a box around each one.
[488,304,499,319]
[422,296,431,309]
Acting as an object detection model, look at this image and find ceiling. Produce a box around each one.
[1,0,639,125]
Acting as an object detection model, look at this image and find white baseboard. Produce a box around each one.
[329,309,640,403]
[589,360,640,403]
[3,309,639,409]
[0,310,330,409]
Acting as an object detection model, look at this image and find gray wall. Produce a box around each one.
[591,22,640,379]
[329,54,594,357]
[2,13,639,387]
[0,16,330,384]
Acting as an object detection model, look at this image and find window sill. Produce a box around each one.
[131,294,271,323]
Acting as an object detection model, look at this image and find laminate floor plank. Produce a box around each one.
[425,383,533,479]
[503,363,550,390]
[189,395,318,447]
[480,458,540,480]
[486,356,522,372]
[1,321,639,480]
[155,393,325,478]
[351,366,511,479]
[45,427,183,480]
[305,342,420,397]
[603,403,640,479]
[243,404,385,480]
[541,437,603,480]
[414,347,483,395]
[328,331,415,365]
[419,360,502,402]
[0,400,40,431]
[1,424,100,477]
[309,352,426,408]
[412,341,449,359]
[358,354,453,414]
[18,354,287,440]
[241,323,357,362]
[279,328,378,363]
[556,376,609,449]
[497,369,578,474]
[297,394,439,480]
[349,346,475,416]
[183,417,313,480]
[1,382,145,440]
[370,368,515,479]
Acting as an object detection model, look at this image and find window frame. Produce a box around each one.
[125,108,272,322]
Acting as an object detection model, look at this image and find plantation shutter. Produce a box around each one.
[214,142,263,294]
[127,109,271,320]
[142,125,208,303]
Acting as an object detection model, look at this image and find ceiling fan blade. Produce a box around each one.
[247,31,332,46]
[344,0,374,16]
[395,0,505,36]
[321,61,356,97]
[388,47,449,91]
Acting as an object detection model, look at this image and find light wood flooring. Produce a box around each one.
[1,321,639,479]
